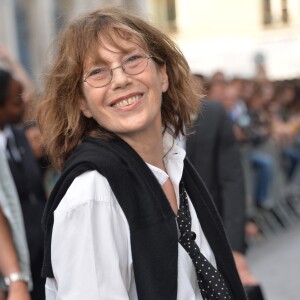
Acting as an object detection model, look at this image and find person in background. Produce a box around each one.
[24,121,60,197]
[37,7,247,299]
[0,148,32,300]
[185,73,259,285]
[186,99,259,285]
[271,81,300,182]
[0,44,34,105]
[0,66,32,300]
[0,208,30,300]
[0,69,46,300]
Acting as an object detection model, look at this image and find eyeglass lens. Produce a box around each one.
[84,54,151,88]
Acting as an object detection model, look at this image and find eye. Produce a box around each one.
[87,67,108,78]
[125,54,144,63]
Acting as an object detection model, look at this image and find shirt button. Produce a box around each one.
[191,231,196,240]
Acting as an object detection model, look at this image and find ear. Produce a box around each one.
[79,98,93,118]
[159,64,169,93]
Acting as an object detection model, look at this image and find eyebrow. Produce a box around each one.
[86,47,145,67]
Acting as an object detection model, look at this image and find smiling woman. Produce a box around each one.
[37,8,199,171]
[37,7,247,300]
[79,36,170,143]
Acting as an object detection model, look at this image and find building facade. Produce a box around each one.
[175,0,300,79]
[0,0,299,83]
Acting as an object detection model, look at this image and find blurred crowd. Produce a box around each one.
[198,70,300,238]
[0,40,300,299]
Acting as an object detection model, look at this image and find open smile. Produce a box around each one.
[111,94,143,109]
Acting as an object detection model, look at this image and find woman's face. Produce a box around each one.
[79,36,169,140]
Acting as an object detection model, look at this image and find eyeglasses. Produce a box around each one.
[83,53,155,88]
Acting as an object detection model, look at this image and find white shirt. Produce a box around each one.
[45,134,216,299]
[0,130,6,150]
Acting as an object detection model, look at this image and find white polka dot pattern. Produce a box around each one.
[177,181,232,300]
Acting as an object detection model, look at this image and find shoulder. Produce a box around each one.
[192,100,225,127]
[189,100,226,139]
[10,125,32,151]
[202,100,225,115]
[54,170,115,215]
[9,124,26,139]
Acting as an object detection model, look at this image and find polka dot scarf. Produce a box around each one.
[177,180,232,299]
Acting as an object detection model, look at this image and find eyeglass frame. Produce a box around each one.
[82,53,162,88]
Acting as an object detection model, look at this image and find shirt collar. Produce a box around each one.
[147,131,186,188]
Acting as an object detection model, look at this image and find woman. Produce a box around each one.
[38,7,246,300]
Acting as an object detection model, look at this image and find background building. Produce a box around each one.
[175,0,300,80]
[0,0,299,83]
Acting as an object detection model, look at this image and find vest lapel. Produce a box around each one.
[43,137,178,300]
[93,137,179,300]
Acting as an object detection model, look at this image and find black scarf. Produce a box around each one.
[42,136,246,300]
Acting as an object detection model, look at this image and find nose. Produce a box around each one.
[110,65,131,89]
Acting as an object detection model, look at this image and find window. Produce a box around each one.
[263,0,272,25]
[166,0,177,32]
[281,0,288,23]
[153,0,177,32]
[263,0,289,26]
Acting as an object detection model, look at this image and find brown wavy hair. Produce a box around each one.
[37,7,202,170]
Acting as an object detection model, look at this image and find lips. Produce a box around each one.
[111,94,143,108]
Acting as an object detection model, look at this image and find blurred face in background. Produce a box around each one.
[25,125,45,159]
[278,86,296,106]
[261,82,275,107]
[0,79,25,128]
[222,85,239,112]
[241,80,255,104]
[207,81,226,102]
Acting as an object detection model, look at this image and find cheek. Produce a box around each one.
[81,90,106,118]
[84,87,106,105]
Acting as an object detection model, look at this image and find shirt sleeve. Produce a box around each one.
[51,170,135,300]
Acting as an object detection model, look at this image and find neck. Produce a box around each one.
[118,128,166,171]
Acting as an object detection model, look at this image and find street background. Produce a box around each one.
[248,220,300,300]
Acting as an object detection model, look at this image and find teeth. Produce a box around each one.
[115,95,140,108]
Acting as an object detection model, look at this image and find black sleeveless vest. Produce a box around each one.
[42,136,246,300]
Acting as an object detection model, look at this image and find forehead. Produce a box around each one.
[84,30,147,66]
